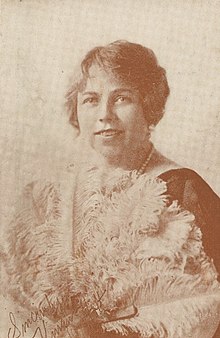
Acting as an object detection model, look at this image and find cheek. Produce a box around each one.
[77,110,95,132]
[120,105,148,134]
[130,122,148,144]
[129,117,148,145]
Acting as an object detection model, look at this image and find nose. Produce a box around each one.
[98,100,116,122]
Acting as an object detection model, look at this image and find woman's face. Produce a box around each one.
[77,65,149,164]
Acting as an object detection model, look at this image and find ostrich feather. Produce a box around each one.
[103,291,220,338]
[2,168,220,337]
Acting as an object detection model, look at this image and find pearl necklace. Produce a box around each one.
[137,145,154,177]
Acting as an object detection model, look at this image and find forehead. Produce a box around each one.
[81,64,134,93]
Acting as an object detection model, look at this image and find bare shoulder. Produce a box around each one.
[146,148,182,177]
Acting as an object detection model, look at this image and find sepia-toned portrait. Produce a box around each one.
[0,1,220,337]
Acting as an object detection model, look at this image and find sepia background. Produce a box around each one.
[0,0,220,228]
[0,0,220,335]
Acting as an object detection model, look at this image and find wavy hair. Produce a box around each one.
[65,40,170,129]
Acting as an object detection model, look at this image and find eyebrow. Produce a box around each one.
[81,91,98,96]
[81,88,134,96]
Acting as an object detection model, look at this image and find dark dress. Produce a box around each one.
[93,168,220,338]
[159,168,220,277]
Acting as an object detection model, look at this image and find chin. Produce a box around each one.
[95,146,123,163]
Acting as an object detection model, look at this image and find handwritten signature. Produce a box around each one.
[7,290,112,338]
[7,311,47,338]
[7,295,78,338]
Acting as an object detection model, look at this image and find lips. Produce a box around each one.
[94,128,123,137]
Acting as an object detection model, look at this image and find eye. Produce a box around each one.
[82,97,98,105]
[114,95,132,104]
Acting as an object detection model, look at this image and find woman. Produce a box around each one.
[2,40,220,337]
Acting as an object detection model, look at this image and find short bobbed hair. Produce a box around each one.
[66,40,170,128]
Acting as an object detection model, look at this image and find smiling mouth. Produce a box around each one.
[95,129,123,137]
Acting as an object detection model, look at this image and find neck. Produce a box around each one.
[98,142,153,172]
[74,137,153,176]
